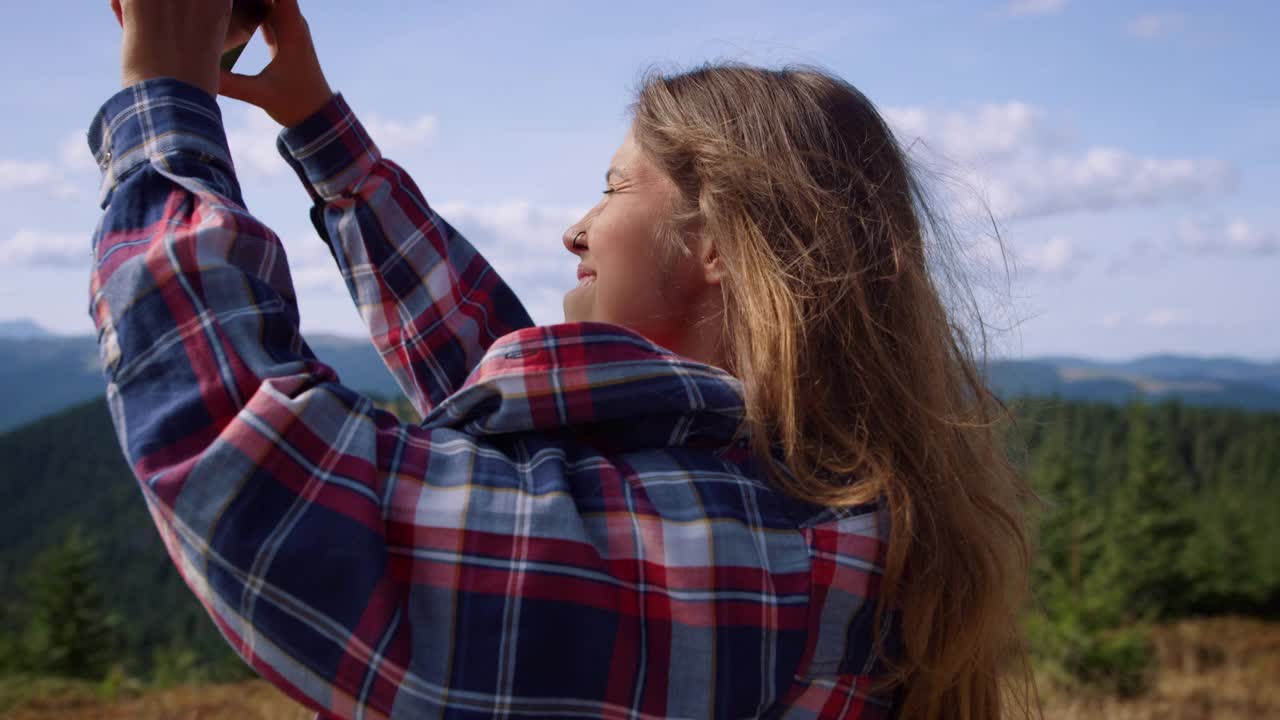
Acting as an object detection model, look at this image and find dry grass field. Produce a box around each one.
[3,618,1276,719]
[1040,617,1280,720]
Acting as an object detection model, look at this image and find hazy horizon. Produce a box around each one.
[1,1,1276,360]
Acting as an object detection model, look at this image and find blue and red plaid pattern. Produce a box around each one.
[86,78,896,719]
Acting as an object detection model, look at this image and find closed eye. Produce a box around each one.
[602,188,617,195]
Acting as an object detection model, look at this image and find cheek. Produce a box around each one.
[596,241,688,324]
[570,197,687,328]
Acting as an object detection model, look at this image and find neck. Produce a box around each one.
[668,291,727,370]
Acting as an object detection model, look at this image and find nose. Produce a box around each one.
[562,224,587,256]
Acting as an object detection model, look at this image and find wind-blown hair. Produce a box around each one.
[632,64,1036,719]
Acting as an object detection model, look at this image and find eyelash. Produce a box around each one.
[602,188,617,195]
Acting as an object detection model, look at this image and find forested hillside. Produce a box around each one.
[1009,398,1280,693]
[0,394,1276,698]
[0,400,242,680]
[0,335,404,433]
[0,395,418,682]
[5,329,1280,434]
[1015,397,1279,617]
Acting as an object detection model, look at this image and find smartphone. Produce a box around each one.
[221,0,270,71]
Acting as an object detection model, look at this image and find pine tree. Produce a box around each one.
[0,601,18,673]
[19,526,117,679]
[1025,402,1152,695]
[1100,402,1195,619]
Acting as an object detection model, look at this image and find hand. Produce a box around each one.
[112,0,230,98]
[219,0,335,128]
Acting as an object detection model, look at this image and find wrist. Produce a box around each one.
[276,87,337,129]
[123,70,218,99]
[119,75,219,103]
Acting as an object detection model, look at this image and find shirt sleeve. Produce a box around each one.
[88,78,424,716]
[275,94,534,418]
[87,79,825,720]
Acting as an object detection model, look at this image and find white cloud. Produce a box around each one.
[1099,310,1195,331]
[283,236,348,293]
[1128,13,1183,39]
[1175,218,1278,256]
[435,201,584,250]
[1142,309,1184,329]
[1,131,101,199]
[0,159,76,198]
[225,108,287,177]
[885,102,1236,220]
[275,200,584,325]
[222,108,439,178]
[0,197,585,327]
[889,101,1055,163]
[1098,311,1187,330]
[0,230,88,267]
[365,114,438,157]
[434,201,587,325]
[1016,235,1091,278]
[59,131,99,176]
[1008,0,1068,16]
[1110,218,1278,272]
[0,159,57,191]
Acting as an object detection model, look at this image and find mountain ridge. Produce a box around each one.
[3,330,1279,433]
[0,319,51,340]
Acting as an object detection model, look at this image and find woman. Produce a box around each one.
[96,1,1033,718]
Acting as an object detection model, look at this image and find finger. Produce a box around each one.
[257,2,285,55]
[260,15,279,55]
[266,0,308,44]
[272,0,302,21]
[218,69,267,106]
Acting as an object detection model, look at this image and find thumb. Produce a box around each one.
[218,69,268,107]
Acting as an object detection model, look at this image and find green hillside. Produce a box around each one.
[0,335,403,433]
[4,330,1279,434]
[0,399,240,678]
[0,338,109,434]
[0,394,1277,694]
[987,359,1280,411]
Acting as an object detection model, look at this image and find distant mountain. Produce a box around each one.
[0,319,50,339]
[0,333,402,433]
[1023,354,1280,392]
[2,322,1279,432]
[0,336,112,434]
[985,357,1280,411]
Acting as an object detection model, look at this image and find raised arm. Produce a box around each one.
[93,6,878,719]
[87,80,825,718]
[220,0,533,417]
[89,73,420,713]
[277,98,533,416]
[90,76,579,719]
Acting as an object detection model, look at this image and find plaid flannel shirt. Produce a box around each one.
[86,78,896,719]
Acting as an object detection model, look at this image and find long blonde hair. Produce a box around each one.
[633,64,1035,719]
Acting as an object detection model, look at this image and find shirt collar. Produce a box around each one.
[420,322,749,454]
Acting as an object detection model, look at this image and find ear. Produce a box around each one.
[693,227,723,285]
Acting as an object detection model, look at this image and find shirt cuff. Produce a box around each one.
[276,93,382,204]
[87,78,232,208]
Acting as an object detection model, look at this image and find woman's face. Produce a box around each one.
[562,126,721,358]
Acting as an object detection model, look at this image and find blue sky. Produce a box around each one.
[1,0,1276,360]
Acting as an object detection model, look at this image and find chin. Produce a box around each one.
[562,298,585,324]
